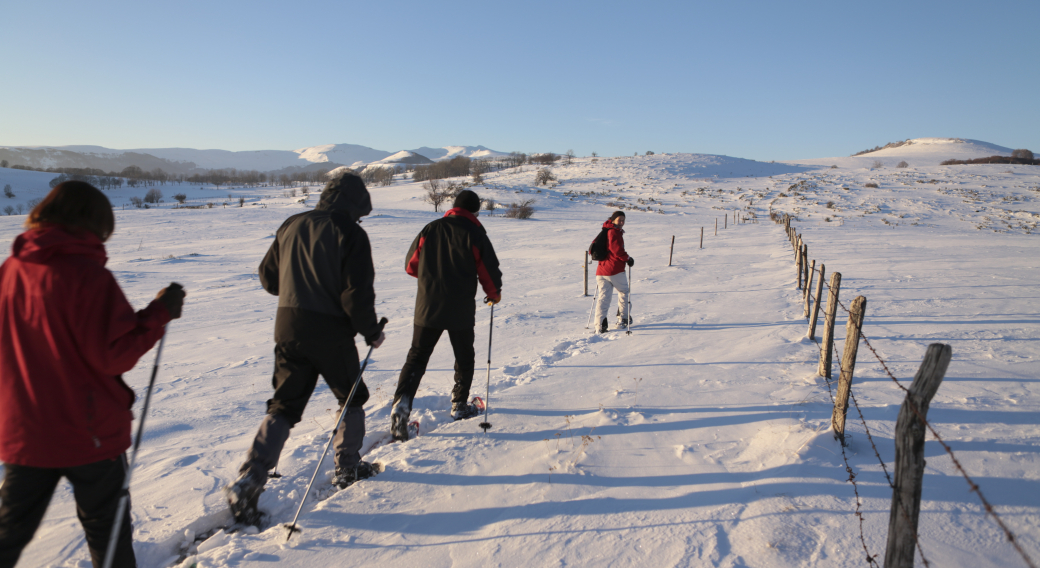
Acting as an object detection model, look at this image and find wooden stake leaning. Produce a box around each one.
[818,272,842,378]
[883,344,952,568]
[832,295,867,444]
[801,244,809,293]
[669,235,675,266]
[803,259,815,318]
[808,263,825,340]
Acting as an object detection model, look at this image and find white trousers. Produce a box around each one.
[594,272,630,326]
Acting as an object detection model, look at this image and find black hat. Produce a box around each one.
[454,190,481,213]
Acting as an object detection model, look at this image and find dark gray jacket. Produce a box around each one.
[259,184,380,343]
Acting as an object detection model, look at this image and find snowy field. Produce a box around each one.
[0,144,1038,567]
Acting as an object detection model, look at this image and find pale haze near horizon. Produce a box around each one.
[2,0,1037,161]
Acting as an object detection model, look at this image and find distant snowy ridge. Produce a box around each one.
[0,143,507,174]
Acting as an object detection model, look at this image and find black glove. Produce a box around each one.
[364,317,389,347]
[156,283,185,319]
[627,257,635,267]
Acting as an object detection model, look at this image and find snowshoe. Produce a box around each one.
[471,396,485,413]
[451,401,480,421]
[334,460,381,489]
[223,470,264,526]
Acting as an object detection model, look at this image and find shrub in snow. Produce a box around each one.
[865,182,879,188]
[535,168,557,186]
[144,188,163,203]
[503,199,535,219]
[174,193,187,204]
[896,161,909,168]
[872,160,884,169]
[3,184,12,198]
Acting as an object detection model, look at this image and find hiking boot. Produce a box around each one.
[223,469,264,526]
[451,401,480,420]
[334,460,379,489]
[598,318,608,333]
[391,399,411,442]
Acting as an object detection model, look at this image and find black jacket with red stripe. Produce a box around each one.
[405,208,502,330]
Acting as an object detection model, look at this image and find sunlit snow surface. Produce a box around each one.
[0,148,1037,567]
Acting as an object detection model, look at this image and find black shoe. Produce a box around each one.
[598,318,608,333]
[334,460,379,489]
[391,400,411,442]
[451,402,479,420]
[224,470,264,526]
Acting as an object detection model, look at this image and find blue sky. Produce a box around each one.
[2,1,1037,161]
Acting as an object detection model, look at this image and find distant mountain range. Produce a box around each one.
[0,143,508,174]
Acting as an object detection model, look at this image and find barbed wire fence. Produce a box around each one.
[769,210,1037,568]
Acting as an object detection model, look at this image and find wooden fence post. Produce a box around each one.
[803,259,815,317]
[801,244,809,291]
[796,239,803,289]
[700,227,703,249]
[883,344,952,568]
[584,252,589,297]
[725,215,727,229]
[832,295,867,444]
[715,218,718,236]
[818,271,842,378]
[669,235,675,266]
[808,263,825,340]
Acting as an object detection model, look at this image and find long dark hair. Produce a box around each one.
[26,181,115,242]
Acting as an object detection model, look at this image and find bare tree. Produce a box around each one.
[173,193,187,203]
[896,161,909,168]
[422,179,447,212]
[565,149,575,165]
[871,160,884,169]
[535,168,556,186]
[3,184,12,198]
[3,206,13,215]
[144,188,163,203]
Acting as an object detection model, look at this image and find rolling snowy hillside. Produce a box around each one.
[0,142,1037,568]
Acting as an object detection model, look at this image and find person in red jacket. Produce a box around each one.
[594,211,634,333]
[0,181,185,568]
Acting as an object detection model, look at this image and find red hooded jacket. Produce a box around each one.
[596,219,630,277]
[0,225,170,467]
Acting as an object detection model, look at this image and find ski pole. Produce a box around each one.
[585,281,600,329]
[479,302,494,433]
[102,321,171,568]
[285,317,387,541]
[626,266,633,335]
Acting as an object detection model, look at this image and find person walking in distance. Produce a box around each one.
[391,190,502,441]
[0,182,185,568]
[225,171,386,525]
[595,211,634,333]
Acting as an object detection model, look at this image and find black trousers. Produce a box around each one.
[0,457,135,568]
[267,337,369,425]
[394,325,475,406]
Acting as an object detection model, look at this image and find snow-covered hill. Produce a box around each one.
[787,137,1017,168]
[0,147,1037,568]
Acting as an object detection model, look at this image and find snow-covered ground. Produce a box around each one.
[0,146,1037,567]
